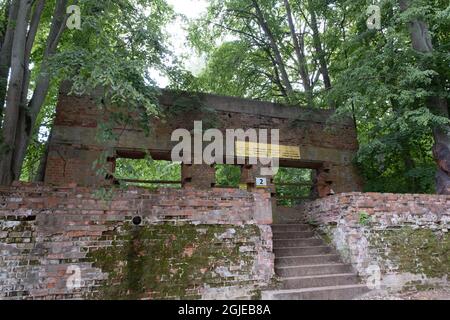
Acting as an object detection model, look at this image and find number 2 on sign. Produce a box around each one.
[256,178,267,187]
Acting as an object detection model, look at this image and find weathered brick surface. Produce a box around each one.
[182,164,216,189]
[0,183,274,300]
[300,193,450,291]
[45,84,363,193]
[300,193,450,227]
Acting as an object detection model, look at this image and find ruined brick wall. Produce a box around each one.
[0,183,274,300]
[299,193,450,291]
[45,83,363,193]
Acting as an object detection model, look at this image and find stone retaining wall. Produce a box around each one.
[300,193,449,291]
[0,183,274,300]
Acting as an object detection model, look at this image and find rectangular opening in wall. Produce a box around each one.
[114,157,182,189]
[274,168,314,207]
[215,164,241,188]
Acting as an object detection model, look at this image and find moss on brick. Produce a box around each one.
[312,224,336,246]
[1,221,34,233]
[87,223,261,300]
[370,227,450,279]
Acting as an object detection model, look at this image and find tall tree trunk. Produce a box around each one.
[0,0,32,185]
[399,0,450,194]
[251,0,293,97]
[12,0,68,180]
[0,0,19,123]
[12,0,46,178]
[431,97,450,194]
[283,0,313,106]
[307,0,333,106]
[21,0,46,108]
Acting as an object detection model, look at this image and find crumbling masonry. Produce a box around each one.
[5,84,447,300]
[44,82,363,194]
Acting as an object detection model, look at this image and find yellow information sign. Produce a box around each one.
[278,145,302,160]
[235,141,301,160]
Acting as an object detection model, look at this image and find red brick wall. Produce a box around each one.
[299,193,450,226]
[0,183,274,300]
[45,85,363,193]
[299,193,450,291]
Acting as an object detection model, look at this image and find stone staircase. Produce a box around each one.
[262,223,370,300]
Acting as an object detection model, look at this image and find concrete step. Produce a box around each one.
[273,231,315,239]
[280,273,360,290]
[267,223,372,300]
[274,238,324,248]
[276,263,353,278]
[275,254,341,267]
[274,246,333,257]
[262,284,370,300]
[272,224,312,232]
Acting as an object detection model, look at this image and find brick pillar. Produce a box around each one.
[240,163,276,218]
[182,164,216,189]
[45,145,114,187]
[313,163,334,198]
[240,164,275,193]
[313,163,363,197]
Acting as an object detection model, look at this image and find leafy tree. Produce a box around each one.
[2,0,448,195]
[188,0,335,107]
[115,158,181,188]
[330,0,449,194]
[274,168,313,206]
[186,0,449,194]
[215,164,241,187]
[0,0,173,185]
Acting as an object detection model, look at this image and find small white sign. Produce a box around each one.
[256,177,267,187]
